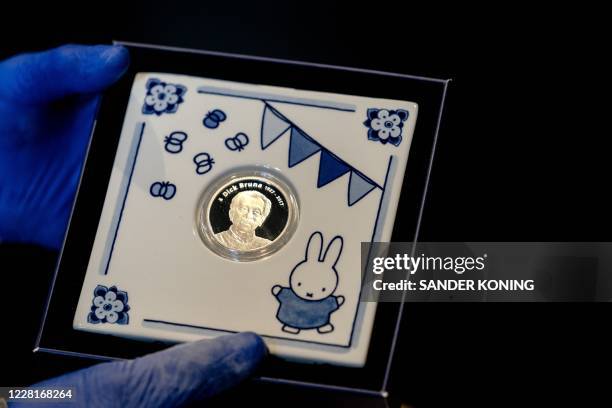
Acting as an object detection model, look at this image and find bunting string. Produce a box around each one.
[261,103,382,207]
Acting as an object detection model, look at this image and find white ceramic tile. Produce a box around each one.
[73,73,418,367]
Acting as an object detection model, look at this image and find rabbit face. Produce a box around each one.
[289,232,344,301]
[290,264,338,300]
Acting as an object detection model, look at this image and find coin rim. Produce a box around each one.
[195,167,299,262]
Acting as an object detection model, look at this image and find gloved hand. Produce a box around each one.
[0,44,130,249]
[11,332,267,407]
[0,46,269,407]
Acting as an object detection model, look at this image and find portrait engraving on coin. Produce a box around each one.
[214,190,273,250]
[198,172,298,260]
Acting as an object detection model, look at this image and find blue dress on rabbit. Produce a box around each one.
[276,288,341,330]
[272,232,345,334]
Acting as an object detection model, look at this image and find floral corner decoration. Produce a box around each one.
[142,78,187,116]
[87,285,130,325]
[364,108,409,146]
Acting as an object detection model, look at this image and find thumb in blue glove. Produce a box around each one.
[12,332,267,407]
[0,44,130,249]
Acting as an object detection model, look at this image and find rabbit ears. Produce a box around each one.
[304,231,344,269]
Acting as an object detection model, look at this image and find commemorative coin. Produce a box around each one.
[196,169,299,261]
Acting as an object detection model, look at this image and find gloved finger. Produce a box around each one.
[0,44,129,105]
[25,332,267,408]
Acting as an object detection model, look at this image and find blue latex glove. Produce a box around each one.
[0,44,130,249]
[0,46,268,407]
[11,332,266,407]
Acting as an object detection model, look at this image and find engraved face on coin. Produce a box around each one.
[197,169,299,261]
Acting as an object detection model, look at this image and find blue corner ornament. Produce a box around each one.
[364,108,409,146]
[203,109,227,129]
[142,78,186,116]
[150,181,177,200]
[87,285,130,325]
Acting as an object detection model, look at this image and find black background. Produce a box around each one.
[0,1,608,407]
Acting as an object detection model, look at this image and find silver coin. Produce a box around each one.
[196,168,299,261]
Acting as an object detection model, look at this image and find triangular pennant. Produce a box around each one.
[289,127,321,167]
[317,150,350,188]
[348,171,377,206]
[261,105,291,149]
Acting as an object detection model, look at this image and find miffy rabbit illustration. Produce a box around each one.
[272,231,345,334]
